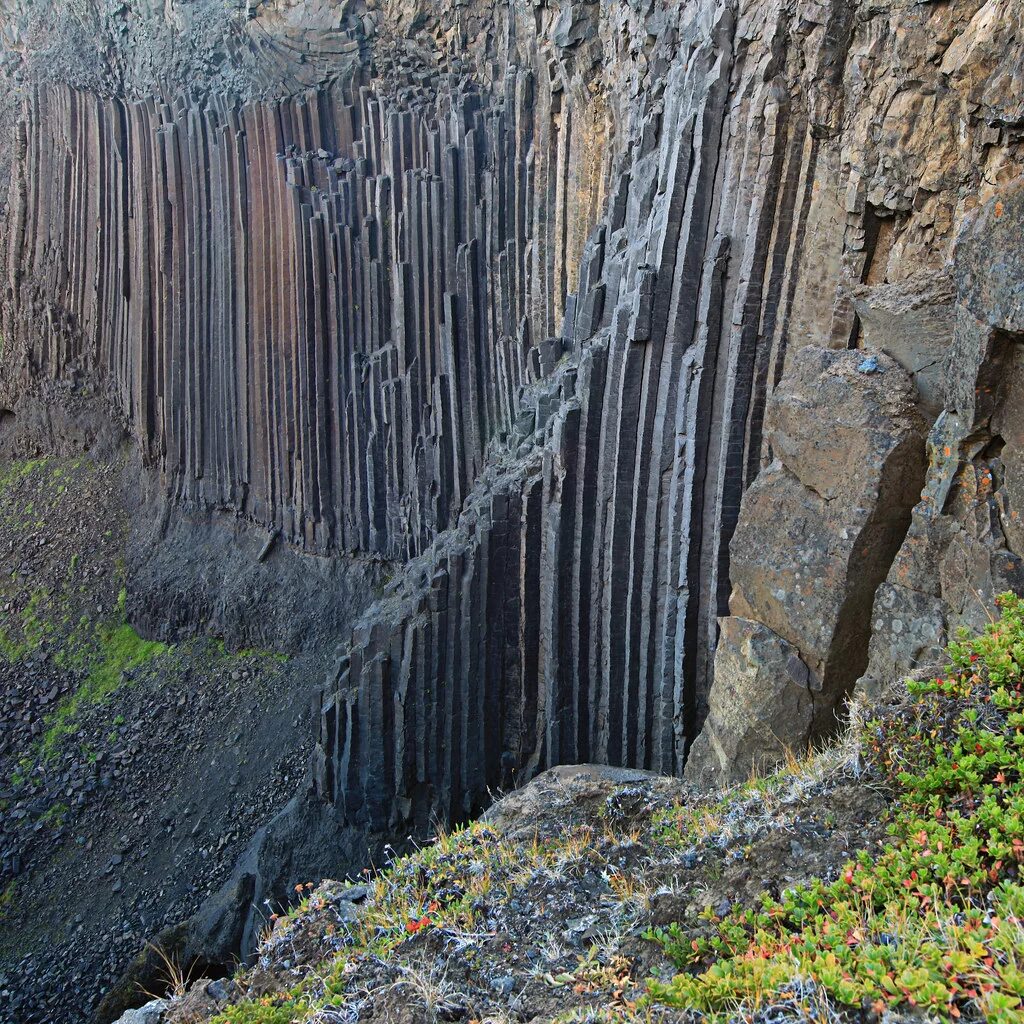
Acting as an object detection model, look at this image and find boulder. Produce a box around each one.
[483,764,685,840]
[684,617,818,790]
[728,346,927,728]
[112,1000,168,1024]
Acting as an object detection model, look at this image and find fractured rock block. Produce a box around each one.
[684,617,817,790]
[551,3,597,49]
[766,346,925,504]
[728,347,927,728]
[849,271,955,419]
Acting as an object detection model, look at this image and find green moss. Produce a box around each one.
[208,634,288,665]
[9,756,36,790]
[0,458,51,492]
[38,802,69,827]
[233,647,288,664]
[21,587,54,648]
[40,621,167,758]
[0,881,16,920]
[647,593,1024,1023]
[0,629,28,663]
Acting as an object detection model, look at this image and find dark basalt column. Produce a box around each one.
[313,1,836,831]
[4,72,580,563]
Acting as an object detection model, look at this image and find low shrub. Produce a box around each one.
[647,593,1024,1022]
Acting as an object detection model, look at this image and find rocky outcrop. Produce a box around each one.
[859,180,1024,699]
[729,350,925,707]
[684,617,817,788]
[2,0,1024,1014]
[686,348,927,785]
[849,273,956,420]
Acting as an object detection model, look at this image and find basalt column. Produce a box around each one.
[317,0,811,827]
[316,0,1024,826]
[3,68,603,562]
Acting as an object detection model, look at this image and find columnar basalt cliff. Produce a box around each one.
[313,0,1024,821]
[2,49,607,560]
[1,0,1023,1018]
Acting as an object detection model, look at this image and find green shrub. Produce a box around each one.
[647,593,1024,1023]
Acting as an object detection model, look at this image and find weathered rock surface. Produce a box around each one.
[718,180,1024,788]
[859,181,1024,699]
[728,348,926,711]
[684,617,817,789]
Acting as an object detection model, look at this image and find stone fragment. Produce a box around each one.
[684,617,817,790]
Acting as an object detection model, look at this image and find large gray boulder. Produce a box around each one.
[729,347,927,718]
[688,346,927,788]
[685,617,817,789]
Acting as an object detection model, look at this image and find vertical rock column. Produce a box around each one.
[2,70,597,562]
[316,0,854,827]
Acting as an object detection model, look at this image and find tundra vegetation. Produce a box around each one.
[163,596,1024,1024]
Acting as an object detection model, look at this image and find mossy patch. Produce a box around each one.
[0,457,52,493]
[38,802,69,827]
[0,881,16,921]
[40,619,168,759]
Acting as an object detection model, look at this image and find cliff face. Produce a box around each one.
[310,0,1024,824]
[1,0,1023,1015]
[1,2,612,561]
[4,0,1024,814]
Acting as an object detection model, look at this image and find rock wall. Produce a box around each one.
[2,0,1024,830]
[2,65,606,560]
[858,181,1024,699]
[315,0,1024,818]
